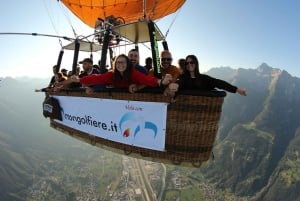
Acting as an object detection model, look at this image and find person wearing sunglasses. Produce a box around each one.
[176,54,247,96]
[148,50,180,83]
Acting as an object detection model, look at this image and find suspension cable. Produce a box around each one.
[43,0,59,35]
[164,7,183,39]
[56,1,78,38]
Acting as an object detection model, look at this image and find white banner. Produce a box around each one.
[52,95,168,151]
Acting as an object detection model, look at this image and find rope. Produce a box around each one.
[42,0,78,47]
[43,0,59,35]
[56,1,78,38]
[149,0,158,20]
[164,6,183,39]
[43,0,64,46]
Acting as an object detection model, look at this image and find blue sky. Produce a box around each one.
[0,0,299,78]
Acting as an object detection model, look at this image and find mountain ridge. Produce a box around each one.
[202,63,300,200]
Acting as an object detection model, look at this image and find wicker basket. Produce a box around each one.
[48,88,226,167]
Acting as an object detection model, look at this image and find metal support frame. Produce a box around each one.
[71,39,80,75]
[148,20,161,78]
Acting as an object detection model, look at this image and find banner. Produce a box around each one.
[52,96,168,151]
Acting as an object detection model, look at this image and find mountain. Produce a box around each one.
[0,64,299,201]
[199,63,300,201]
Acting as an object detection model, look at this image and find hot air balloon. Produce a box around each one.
[42,0,226,167]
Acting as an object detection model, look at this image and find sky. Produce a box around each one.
[0,0,299,78]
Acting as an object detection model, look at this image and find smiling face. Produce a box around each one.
[128,49,139,67]
[115,55,128,75]
[185,58,196,73]
[185,55,200,77]
[160,50,173,69]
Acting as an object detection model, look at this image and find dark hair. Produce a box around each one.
[145,57,152,62]
[129,48,138,53]
[113,54,132,86]
[178,58,186,69]
[184,55,200,77]
[178,58,185,64]
[93,64,100,70]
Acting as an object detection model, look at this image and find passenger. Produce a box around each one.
[174,55,247,96]
[67,71,73,77]
[61,68,68,77]
[144,57,153,72]
[178,58,186,74]
[57,54,177,94]
[93,64,101,72]
[48,65,58,88]
[56,72,67,82]
[78,58,99,77]
[37,64,59,91]
[35,72,67,92]
[128,49,148,74]
[68,58,100,89]
[148,50,180,83]
[65,65,81,77]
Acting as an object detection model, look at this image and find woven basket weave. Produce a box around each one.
[49,88,226,167]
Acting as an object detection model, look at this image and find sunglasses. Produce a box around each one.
[161,58,172,62]
[185,61,195,65]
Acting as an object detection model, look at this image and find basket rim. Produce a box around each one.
[59,87,227,97]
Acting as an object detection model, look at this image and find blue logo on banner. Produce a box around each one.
[119,112,157,138]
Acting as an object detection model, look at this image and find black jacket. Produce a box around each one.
[178,74,237,93]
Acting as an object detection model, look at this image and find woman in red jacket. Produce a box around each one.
[58,54,176,93]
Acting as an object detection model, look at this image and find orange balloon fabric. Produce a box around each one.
[60,0,186,28]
